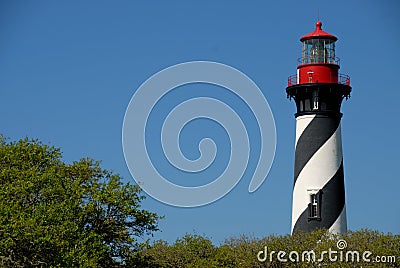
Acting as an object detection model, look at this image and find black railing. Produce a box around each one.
[338,74,351,86]
[287,74,350,87]
[297,56,340,66]
[288,74,298,87]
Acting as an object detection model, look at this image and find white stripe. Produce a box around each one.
[329,205,347,233]
[295,114,316,146]
[291,124,343,232]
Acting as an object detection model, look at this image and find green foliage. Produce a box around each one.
[129,234,216,268]
[134,230,399,268]
[0,136,160,267]
[1,135,398,267]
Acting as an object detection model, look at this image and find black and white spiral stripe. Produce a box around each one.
[291,114,347,234]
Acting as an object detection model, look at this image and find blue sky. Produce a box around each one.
[1,1,399,244]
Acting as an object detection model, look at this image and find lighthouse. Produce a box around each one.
[287,21,351,234]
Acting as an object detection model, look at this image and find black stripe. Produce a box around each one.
[293,161,345,233]
[294,115,341,187]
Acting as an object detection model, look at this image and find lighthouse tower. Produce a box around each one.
[287,21,351,234]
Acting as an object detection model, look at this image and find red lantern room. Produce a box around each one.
[288,21,350,86]
[286,21,351,116]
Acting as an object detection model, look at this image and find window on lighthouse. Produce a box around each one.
[304,99,311,111]
[311,194,318,217]
[310,41,325,63]
[312,91,319,110]
[302,39,336,64]
[308,191,321,220]
[299,100,304,111]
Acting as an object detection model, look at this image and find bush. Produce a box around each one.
[134,230,399,268]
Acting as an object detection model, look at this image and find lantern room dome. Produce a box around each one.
[300,21,337,41]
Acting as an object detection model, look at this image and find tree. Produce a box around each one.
[0,135,160,267]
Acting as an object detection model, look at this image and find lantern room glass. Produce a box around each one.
[301,39,335,64]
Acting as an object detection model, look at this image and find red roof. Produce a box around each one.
[300,21,337,41]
